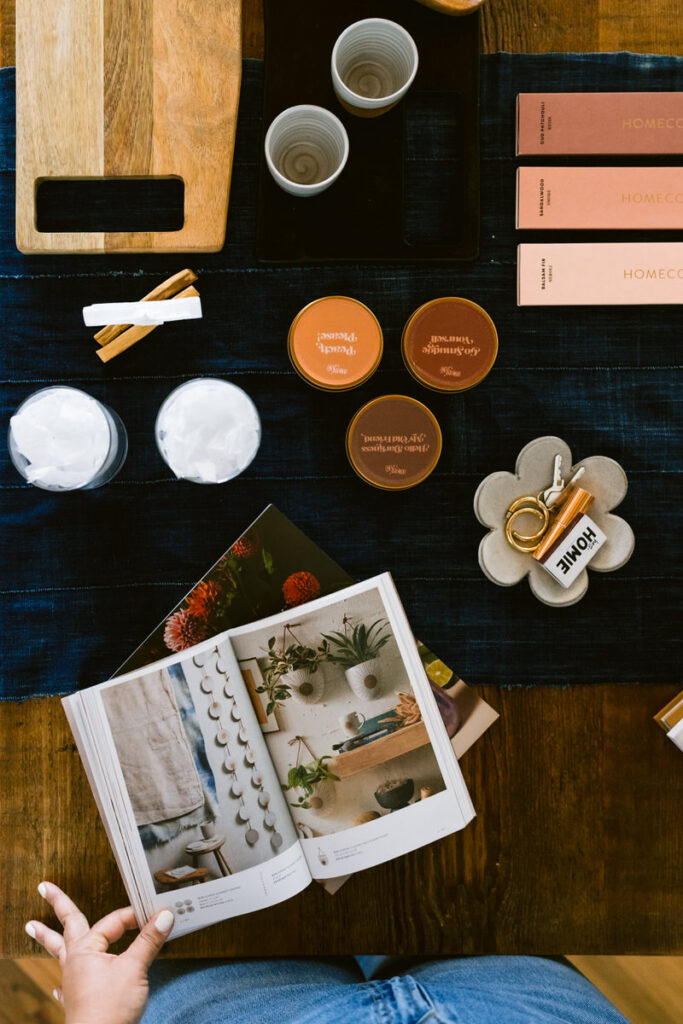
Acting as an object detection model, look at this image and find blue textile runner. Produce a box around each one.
[1,54,681,699]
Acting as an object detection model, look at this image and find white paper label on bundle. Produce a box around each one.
[83,297,203,326]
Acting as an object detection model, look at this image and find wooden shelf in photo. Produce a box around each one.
[330,722,429,779]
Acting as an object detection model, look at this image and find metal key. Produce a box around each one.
[546,464,586,509]
[540,454,565,507]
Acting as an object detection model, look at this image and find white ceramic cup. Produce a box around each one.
[331,18,419,117]
[339,711,366,736]
[264,105,349,197]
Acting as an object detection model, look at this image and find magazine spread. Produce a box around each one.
[112,504,498,766]
[63,574,475,938]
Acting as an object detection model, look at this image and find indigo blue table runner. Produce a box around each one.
[1,54,681,699]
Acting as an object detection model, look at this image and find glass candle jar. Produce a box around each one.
[155,378,261,484]
[8,386,128,491]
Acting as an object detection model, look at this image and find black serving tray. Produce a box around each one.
[256,0,480,263]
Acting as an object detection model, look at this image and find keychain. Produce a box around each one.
[504,454,585,553]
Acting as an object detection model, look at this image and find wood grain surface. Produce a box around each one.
[15,0,241,253]
[2,684,681,958]
[568,956,683,1024]
[0,959,63,1024]
[3,0,683,62]
[417,0,487,15]
[0,0,681,960]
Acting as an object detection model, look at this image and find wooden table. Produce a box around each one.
[1,0,681,957]
[1,0,683,61]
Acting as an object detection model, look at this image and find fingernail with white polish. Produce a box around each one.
[25,922,36,939]
[52,989,60,1002]
[37,883,47,898]
[154,909,174,934]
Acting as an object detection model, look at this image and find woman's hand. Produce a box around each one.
[25,881,174,1024]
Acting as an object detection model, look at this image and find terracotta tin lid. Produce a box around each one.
[346,394,442,491]
[401,297,498,393]
[288,296,383,391]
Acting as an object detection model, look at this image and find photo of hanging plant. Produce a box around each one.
[283,755,340,810]
[257,625,330,714]
[228,586,449,840]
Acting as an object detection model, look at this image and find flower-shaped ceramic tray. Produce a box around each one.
[474,436,635,607]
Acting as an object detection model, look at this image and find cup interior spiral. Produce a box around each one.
[267,106,348,188]
[333,19,418,104]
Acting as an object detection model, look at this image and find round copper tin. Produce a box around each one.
[401,297,498,393]
[345,394,442,491]
[287,296,383,392]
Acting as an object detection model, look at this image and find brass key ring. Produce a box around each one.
[504,495,550,552]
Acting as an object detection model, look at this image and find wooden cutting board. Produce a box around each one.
[16,0,242,254]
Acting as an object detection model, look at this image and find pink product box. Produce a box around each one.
[516,166,683,230]
[516,92,683,155]
[517,242,683,306]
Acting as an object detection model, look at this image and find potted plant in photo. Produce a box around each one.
[322,617,392,702]
[258,626,328,709]
[283,751,339,818]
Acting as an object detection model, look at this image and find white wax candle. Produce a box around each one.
[155,379,261,484]
[9,387,112,490]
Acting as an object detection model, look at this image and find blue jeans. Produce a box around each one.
[144,956,628,1023]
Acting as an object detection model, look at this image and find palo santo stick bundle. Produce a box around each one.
[95,268,198,363]
[97,286,199,363]
[95,268,197,346]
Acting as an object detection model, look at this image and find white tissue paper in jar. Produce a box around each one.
[156,379,261,483]
[10,388,111,489]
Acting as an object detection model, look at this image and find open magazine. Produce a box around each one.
[112,504,498,766]
[63,574,475,939]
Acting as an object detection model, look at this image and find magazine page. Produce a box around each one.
[115,504,352,676]
[63,695,153,924]
[66,631,312,938]
[226,574,475,880]
[113,506,498,776]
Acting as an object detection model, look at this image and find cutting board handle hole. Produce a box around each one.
[35,177,185,233]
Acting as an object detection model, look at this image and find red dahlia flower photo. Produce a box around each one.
[186,579,224,620]
[282,571,321,608]
[163,608,209,652]
[231,529,262,559]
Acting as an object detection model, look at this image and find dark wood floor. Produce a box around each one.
[0,0,681,962]
[2,683,681,958]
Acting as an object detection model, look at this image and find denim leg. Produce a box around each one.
[404,956,630,1024]
[144,957,364,1024]
[143,955,630,1024]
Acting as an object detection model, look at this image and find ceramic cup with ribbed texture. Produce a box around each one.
[331,18,418,117]
[264,105,349,197]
